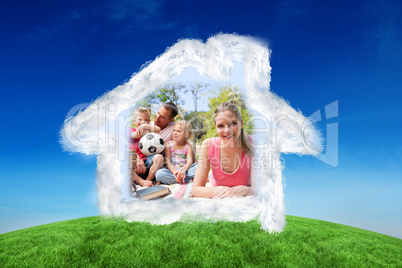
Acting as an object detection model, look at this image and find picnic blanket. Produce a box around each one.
[134,180,214,200]
[164,182,194,199]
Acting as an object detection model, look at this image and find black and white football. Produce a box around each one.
[138,133,165,156]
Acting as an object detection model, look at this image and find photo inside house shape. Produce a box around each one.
[60,34,323,233]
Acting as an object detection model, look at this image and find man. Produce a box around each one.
[135,102,178,184]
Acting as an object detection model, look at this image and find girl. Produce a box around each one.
[155,120,197,185]
[191,102,253,198]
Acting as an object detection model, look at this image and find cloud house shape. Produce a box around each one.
[60,33,322,233]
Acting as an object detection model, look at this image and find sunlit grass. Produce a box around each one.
[1,216,401,267]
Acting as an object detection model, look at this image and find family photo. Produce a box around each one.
[128,84,256,200]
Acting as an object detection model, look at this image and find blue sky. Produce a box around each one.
[1,0,401,238]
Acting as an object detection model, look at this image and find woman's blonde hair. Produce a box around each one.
[175,120,193,141]
[213,102,252,155]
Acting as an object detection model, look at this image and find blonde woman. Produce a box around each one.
[192,102,253,198]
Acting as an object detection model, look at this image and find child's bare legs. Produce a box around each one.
[132,172,153,188]
[145,154,164,182]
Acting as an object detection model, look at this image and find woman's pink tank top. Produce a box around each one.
[207,137,252,187]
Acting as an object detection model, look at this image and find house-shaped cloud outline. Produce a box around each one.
[60,34,322,233]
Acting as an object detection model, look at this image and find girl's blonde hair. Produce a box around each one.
[133,107,151,120]
[175,120,193,141]
[213,102,252,155]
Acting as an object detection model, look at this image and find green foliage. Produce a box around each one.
[138,83,185,108]
[183,111,207,140]
[183,83,209,112]
[135,83,210,150]
[182,83,209,154]
[136,83,186,120]
[134,84,255,147]
[1,216,401,267]
[156,84,186,107]
[202,85,254,142]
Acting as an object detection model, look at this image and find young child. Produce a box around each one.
[155,120,197,185]
[130,107,161,188]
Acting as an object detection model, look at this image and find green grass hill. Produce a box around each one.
[1,216,401,267]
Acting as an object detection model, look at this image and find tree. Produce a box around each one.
[136,83,186,120]
[156,84,185,107]
[183,83,209,154]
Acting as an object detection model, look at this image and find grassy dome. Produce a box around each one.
[1,216,401,267]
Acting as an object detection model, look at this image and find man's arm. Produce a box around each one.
[148,124,161,133]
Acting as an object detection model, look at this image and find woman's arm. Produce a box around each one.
[191,139,211,197]
[191,139,230,198]
[213,185,251,198]
[213,151,254,198]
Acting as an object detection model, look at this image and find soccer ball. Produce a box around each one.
[139,133,165,156]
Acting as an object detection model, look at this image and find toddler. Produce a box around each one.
[130,107,161,188]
